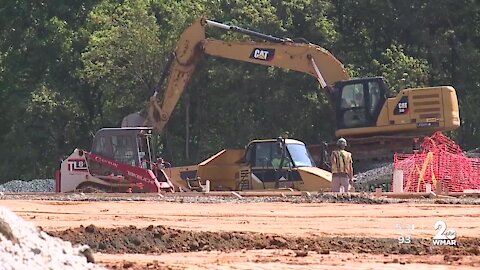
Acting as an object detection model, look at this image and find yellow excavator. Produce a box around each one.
[139,17,459,134]
[123,17,460,173]
[62,16,459,193]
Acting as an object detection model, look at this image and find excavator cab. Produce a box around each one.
[333,74,459,140]
[334,77,388,130]
[326,75,460,173]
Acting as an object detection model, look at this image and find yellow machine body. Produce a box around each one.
[168,138,332,192]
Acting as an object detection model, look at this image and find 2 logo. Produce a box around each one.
[432,220,457,246]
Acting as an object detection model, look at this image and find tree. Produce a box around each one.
[81,0,168,126]
[0,1,99,181]
[371,44,430,94]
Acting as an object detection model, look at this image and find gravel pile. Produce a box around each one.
[0,179,55,193]
[0,206,105,270]
[354,162,393,184]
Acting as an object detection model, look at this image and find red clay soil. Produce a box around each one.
[3,199,480,269]
[96,251,480,270]
[47,225,480,270]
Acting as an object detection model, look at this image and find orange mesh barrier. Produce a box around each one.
[394,132,480,192]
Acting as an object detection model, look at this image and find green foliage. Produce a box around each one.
[1,0,480,181]
[0,1,99,181]
[371,44,430,94]
[2,85,85,178]
[81,0,166,125]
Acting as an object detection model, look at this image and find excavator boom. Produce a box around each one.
[124,16,460,177]
[132,17,350,133]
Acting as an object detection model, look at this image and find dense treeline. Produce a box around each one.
[1,0,479,181]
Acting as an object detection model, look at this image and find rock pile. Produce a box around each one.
[0,206,105,270]
[0,179,55,193]
[354,163,393,184]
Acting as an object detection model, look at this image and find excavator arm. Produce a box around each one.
[120,16,460,179]
[124,17,350,133]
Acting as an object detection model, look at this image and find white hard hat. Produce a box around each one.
[337,138,347,146]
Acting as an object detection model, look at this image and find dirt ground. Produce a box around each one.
[2,199,480,269]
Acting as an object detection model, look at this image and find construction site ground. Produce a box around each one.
[1,193,480,269]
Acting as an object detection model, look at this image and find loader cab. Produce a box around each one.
[334,77,388,129]
[90,127,155,168]
[240,137,318,188]
[243,138,316,169]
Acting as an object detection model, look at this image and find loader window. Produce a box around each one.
[252,142,293,168]
[112,135,137,166]
[92,136,111,157]
[137,135,153,169]
[286,143,315,167]
[254,143,271,167]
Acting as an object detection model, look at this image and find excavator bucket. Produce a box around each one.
[122,111,149,127]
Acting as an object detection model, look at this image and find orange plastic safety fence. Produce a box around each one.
[394,132,480,192]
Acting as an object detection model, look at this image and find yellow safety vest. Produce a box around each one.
[331,150,352,174]
[272,157,291,168]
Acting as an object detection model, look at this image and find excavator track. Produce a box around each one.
[75,182,110,193]
[346,134,421,172]
[308,134,425,192]
[309,134,422,173]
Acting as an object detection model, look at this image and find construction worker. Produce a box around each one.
[271,152,292,168]
[271,156,282,168]
[271,156,293,168]
[330,138,354,192]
